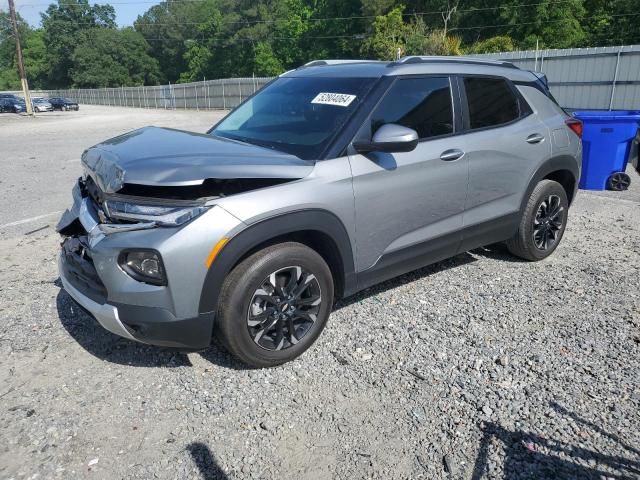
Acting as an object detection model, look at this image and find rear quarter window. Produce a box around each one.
[463,77,526,130]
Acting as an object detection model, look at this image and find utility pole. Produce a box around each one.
[8,0,33,115]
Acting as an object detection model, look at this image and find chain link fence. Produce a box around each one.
[30,77,274,110]
[11,45,640,111]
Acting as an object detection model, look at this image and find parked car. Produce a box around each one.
[0,97,26,113]
[32,97,54,112]
[57,57,582,367]
[48,97,79,111]
[0,93,22,101]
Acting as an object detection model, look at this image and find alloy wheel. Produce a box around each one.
[247,266,322,351]
[533,194,564,250]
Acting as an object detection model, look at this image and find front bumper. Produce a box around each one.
[59,254,136,341]
[56,180,244,349]
[59,252,215,349]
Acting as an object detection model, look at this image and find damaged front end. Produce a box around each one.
[56,176,212,240]
[54,126,315,349]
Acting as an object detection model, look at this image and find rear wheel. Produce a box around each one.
[507,180,568,261]
[215,242,334,368]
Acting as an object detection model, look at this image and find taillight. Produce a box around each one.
[565,118,583,138]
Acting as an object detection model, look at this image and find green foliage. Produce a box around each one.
[465,36,515,54]
[41,0,117,87]
[0,0,638,90]
[70,28,160,87]
[361,6,409,60]
[253,42,284,77]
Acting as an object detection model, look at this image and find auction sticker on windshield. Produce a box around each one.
[311,92,357,107]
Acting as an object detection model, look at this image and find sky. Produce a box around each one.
[0,0,160,27]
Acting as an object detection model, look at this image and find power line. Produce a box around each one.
[18,0,583,28]
[449,11,640,31]
[130,11,640,43]
[28,2,626,30]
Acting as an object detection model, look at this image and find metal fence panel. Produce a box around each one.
[10,47,640,111]
[19,77,274,111]
[470,45,640,109]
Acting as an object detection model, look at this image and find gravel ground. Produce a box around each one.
[1,107,639,479]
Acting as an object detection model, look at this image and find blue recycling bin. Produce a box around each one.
[572,110,640,191]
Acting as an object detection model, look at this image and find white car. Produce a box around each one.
[32,98,53,112]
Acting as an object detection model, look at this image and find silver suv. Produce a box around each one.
[57,57,582,367]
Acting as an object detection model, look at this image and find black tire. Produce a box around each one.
[215,242,334,368]
[507,180,569,261]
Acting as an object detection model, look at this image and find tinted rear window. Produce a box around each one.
[464,77,520,129]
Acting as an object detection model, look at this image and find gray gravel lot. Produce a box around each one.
[1,106,639,479]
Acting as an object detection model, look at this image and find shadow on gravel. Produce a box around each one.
[471,405,640,479]
[56,289,193,368]
[334,252,478,310]
[187,442,229,480]
[470,243,529,263]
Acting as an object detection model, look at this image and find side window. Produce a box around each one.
[463,77,520,129]
[371,77,454,140]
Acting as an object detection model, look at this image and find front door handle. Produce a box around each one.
[526,133,545,144]
[440,149,465,161]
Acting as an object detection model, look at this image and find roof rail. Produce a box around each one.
[388,56,519,69]
[300,59,380,68]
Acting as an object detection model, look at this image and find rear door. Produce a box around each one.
[458,75,550,248]
[349,75,468,278]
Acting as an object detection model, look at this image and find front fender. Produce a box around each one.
[198,209,356,314]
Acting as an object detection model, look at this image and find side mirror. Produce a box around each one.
[353,123,419,154]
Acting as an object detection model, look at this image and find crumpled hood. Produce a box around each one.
[82,126,315,193]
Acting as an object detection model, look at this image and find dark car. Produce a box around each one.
[0,97,26,113]
[49,97,79,111]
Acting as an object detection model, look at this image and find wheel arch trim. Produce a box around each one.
[520,155,580,213]
[198,209,356,315]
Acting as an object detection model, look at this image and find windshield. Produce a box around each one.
[212,76,375,160]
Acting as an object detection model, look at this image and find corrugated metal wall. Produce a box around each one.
[470,45,640,110]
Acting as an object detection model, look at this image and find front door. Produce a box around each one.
[348,76,468,284]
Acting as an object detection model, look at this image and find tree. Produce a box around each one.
[41,0,117,87]
[253,42,284,76]
[134,0,220,83]
[0,11,47,89]
[583,0,639,46]
[497,0,586,49]
[361,6,409,60]
[70,28,160,87]
[466,35,515,54]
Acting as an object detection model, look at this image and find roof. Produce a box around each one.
[283,56,536,82]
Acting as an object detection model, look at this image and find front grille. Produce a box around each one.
[61,236,107,304]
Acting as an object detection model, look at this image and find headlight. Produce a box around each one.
[103,200,208,227]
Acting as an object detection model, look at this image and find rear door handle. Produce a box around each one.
[440,149,465,161]
[526,133,545,144]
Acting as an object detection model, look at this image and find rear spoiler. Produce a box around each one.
[530,71,549,88]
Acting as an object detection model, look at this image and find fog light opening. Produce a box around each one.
[119,250,167,286]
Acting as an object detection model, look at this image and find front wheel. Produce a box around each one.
[507,180,569,261]
[215,242,334,368]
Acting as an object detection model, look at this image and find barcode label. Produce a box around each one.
[311,92,357,107]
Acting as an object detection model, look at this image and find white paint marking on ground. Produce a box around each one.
[65,159,80,163]
[0,211,63,229]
